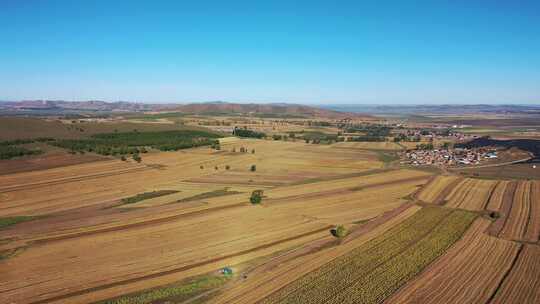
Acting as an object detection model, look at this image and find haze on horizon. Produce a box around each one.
[1,1,539,105]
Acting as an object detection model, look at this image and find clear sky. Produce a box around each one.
[1,0,539,104]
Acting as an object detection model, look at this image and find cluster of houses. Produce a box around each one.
[401,147,498,167]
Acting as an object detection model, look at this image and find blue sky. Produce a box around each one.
[1,0,539,104]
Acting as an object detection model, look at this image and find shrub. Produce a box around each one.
[250,164,256,172]
[332,225,347,238]
[250,190,263,204]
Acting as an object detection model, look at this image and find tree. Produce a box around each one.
[250,164,256,172]
[332,225,347,238]
[250,190,263,204]
[215,166,218,170]
[120,155,127,161]
[225,165,230,170]
[133,154,142,163]
[251,149,255,154]
[200,165,204,169]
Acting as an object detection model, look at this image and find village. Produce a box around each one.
[401,147,499,167]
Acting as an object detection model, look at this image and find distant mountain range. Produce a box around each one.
[322,104,540,115]
[0,100,360,118]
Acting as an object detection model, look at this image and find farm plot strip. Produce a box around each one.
[30,202,247,245]
[258,207,476,304]
[489,244,540,304]
[447,179,499,211]
[387,218,521,304]
[488,181,518,237]
[500,181,532,240]
[486,181,509,212]
[0,165,151,193]
[27,225,333,304]
[265,175,430,205]
[433,176,464,205]
[524,181,540,242]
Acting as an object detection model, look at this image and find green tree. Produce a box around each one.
[250,164,256,172]
[133,154,142,163]
[250,190,263,204]
[332,225,347,238]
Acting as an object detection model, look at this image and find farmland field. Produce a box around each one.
[258,207,476,304]
[0,134,431,304]
[1,114,539,304]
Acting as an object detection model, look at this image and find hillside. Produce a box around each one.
[171,102,364,118]
[0,100,366,119]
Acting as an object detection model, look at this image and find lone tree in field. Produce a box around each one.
[250,164,256,172]
[200,165,204,169]
[332,225,347,238]
[225,165,230,170]
[133,154,142,163]
[251,149,255,154]
[250,190,263,204]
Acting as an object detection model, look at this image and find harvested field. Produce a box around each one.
[0,150,107,175]
[0,138,431,304]
[500,181,533,240]
[333,141,404,151]
[386,218,521,304]
[210,205,423,304]
[486,180,510,211]
[445,178,498,211]
[258,207,476,304]
[524,181,540,242]
[490,244,540,304]
[415,175,461,204]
